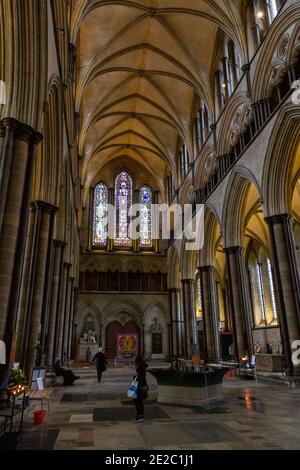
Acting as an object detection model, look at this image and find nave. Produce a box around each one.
[12,366,300,451]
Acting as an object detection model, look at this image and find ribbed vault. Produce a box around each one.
[72,0,247,192]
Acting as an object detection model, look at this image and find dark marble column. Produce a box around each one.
[63,276,74,362]
[265,214,300,375]
[62,276,72,362]
[0,118,42,365]
[199,266,221,363]
[55,263,71,363]
[45,241,66,368]
[20,201,57,373]
[70,290,78,360]
[181,279,198,359]
[15,206,36,360]
[224,247,254,361]
[168,288,181,357]
[39,208,58,365]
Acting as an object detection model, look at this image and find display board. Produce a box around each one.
[117,334,138,362]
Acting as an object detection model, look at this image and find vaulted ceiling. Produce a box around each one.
[71,1,247,194]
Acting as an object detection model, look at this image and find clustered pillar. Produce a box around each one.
[199,266,221,363]
[0,118,43,366]
[224,247,254,361]
[266,214,300,375]
[181,279,198,359]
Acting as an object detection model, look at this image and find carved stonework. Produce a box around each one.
[150,319,162,334]
[278,35,289,59]
[203,150,216,184]
[229,104,252,146]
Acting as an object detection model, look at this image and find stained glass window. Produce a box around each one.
[114,171,132,247]
[140,186,152,248]
[93,183,108,247]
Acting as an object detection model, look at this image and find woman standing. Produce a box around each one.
[132,354,148,423]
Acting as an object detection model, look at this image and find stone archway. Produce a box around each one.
[105,320,140,360]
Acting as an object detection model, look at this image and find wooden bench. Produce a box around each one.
[26,389,52,414]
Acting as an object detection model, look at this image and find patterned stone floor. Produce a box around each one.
[16,366,300,450]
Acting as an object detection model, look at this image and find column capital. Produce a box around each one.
[53,240,67,248]
[197,265,215,274]
[223,246,245,256]
[35,200,59,215]
[0,118,43,145]
[265,213,294,226]
[181,278,193,285]
[168,287,180,293]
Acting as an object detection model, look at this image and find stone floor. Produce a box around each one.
[15,366,300,450]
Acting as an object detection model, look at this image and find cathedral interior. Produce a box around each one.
[1,0,300,452]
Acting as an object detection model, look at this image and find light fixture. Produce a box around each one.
[257,11,264,19]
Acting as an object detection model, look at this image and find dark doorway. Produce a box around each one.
[105,320,140,359]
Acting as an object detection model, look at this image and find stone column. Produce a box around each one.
[133,189,140,253]
[168,288,181,357]
[54,262,70,362]
[20,201,57,373]
[265,214,300,375]
[140,323,145,356]
[224,247,254,361]
[39,208,58,365]
[67,283,75,361]
[199,266,221,363]
[181,279,198,359]
[15,207,36,360]
[107,188,114,252]
[63,277,74,362]
[0,118,42,364]
[45,241,65,368]
[60,263,71,363]
[153,191,159,253]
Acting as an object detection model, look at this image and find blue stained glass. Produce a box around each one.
[140,186,152,248]
[114,171,132,247]
[93,183,108,247]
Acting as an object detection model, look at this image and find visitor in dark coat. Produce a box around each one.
[93,347,107,383]
[53,359,80,386]
[132,354,149,423]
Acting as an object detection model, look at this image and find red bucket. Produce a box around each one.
[33,410,48,425]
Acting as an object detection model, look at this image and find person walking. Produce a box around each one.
[132,354,149,423]
[93,347,107,383]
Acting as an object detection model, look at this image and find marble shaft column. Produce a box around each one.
[23,202,57,373]
[39,208,58,364]
[70,291,78,360]
[224,247,254,361]
[199,266,221,363]
[266,214,300,375]
[56,263,71,363]
[168,288,180,357]
[0,118,42,364]
[45,241,65,368]
[181,279,198,359]
[66,278,75,362]
[15,207,36,360]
